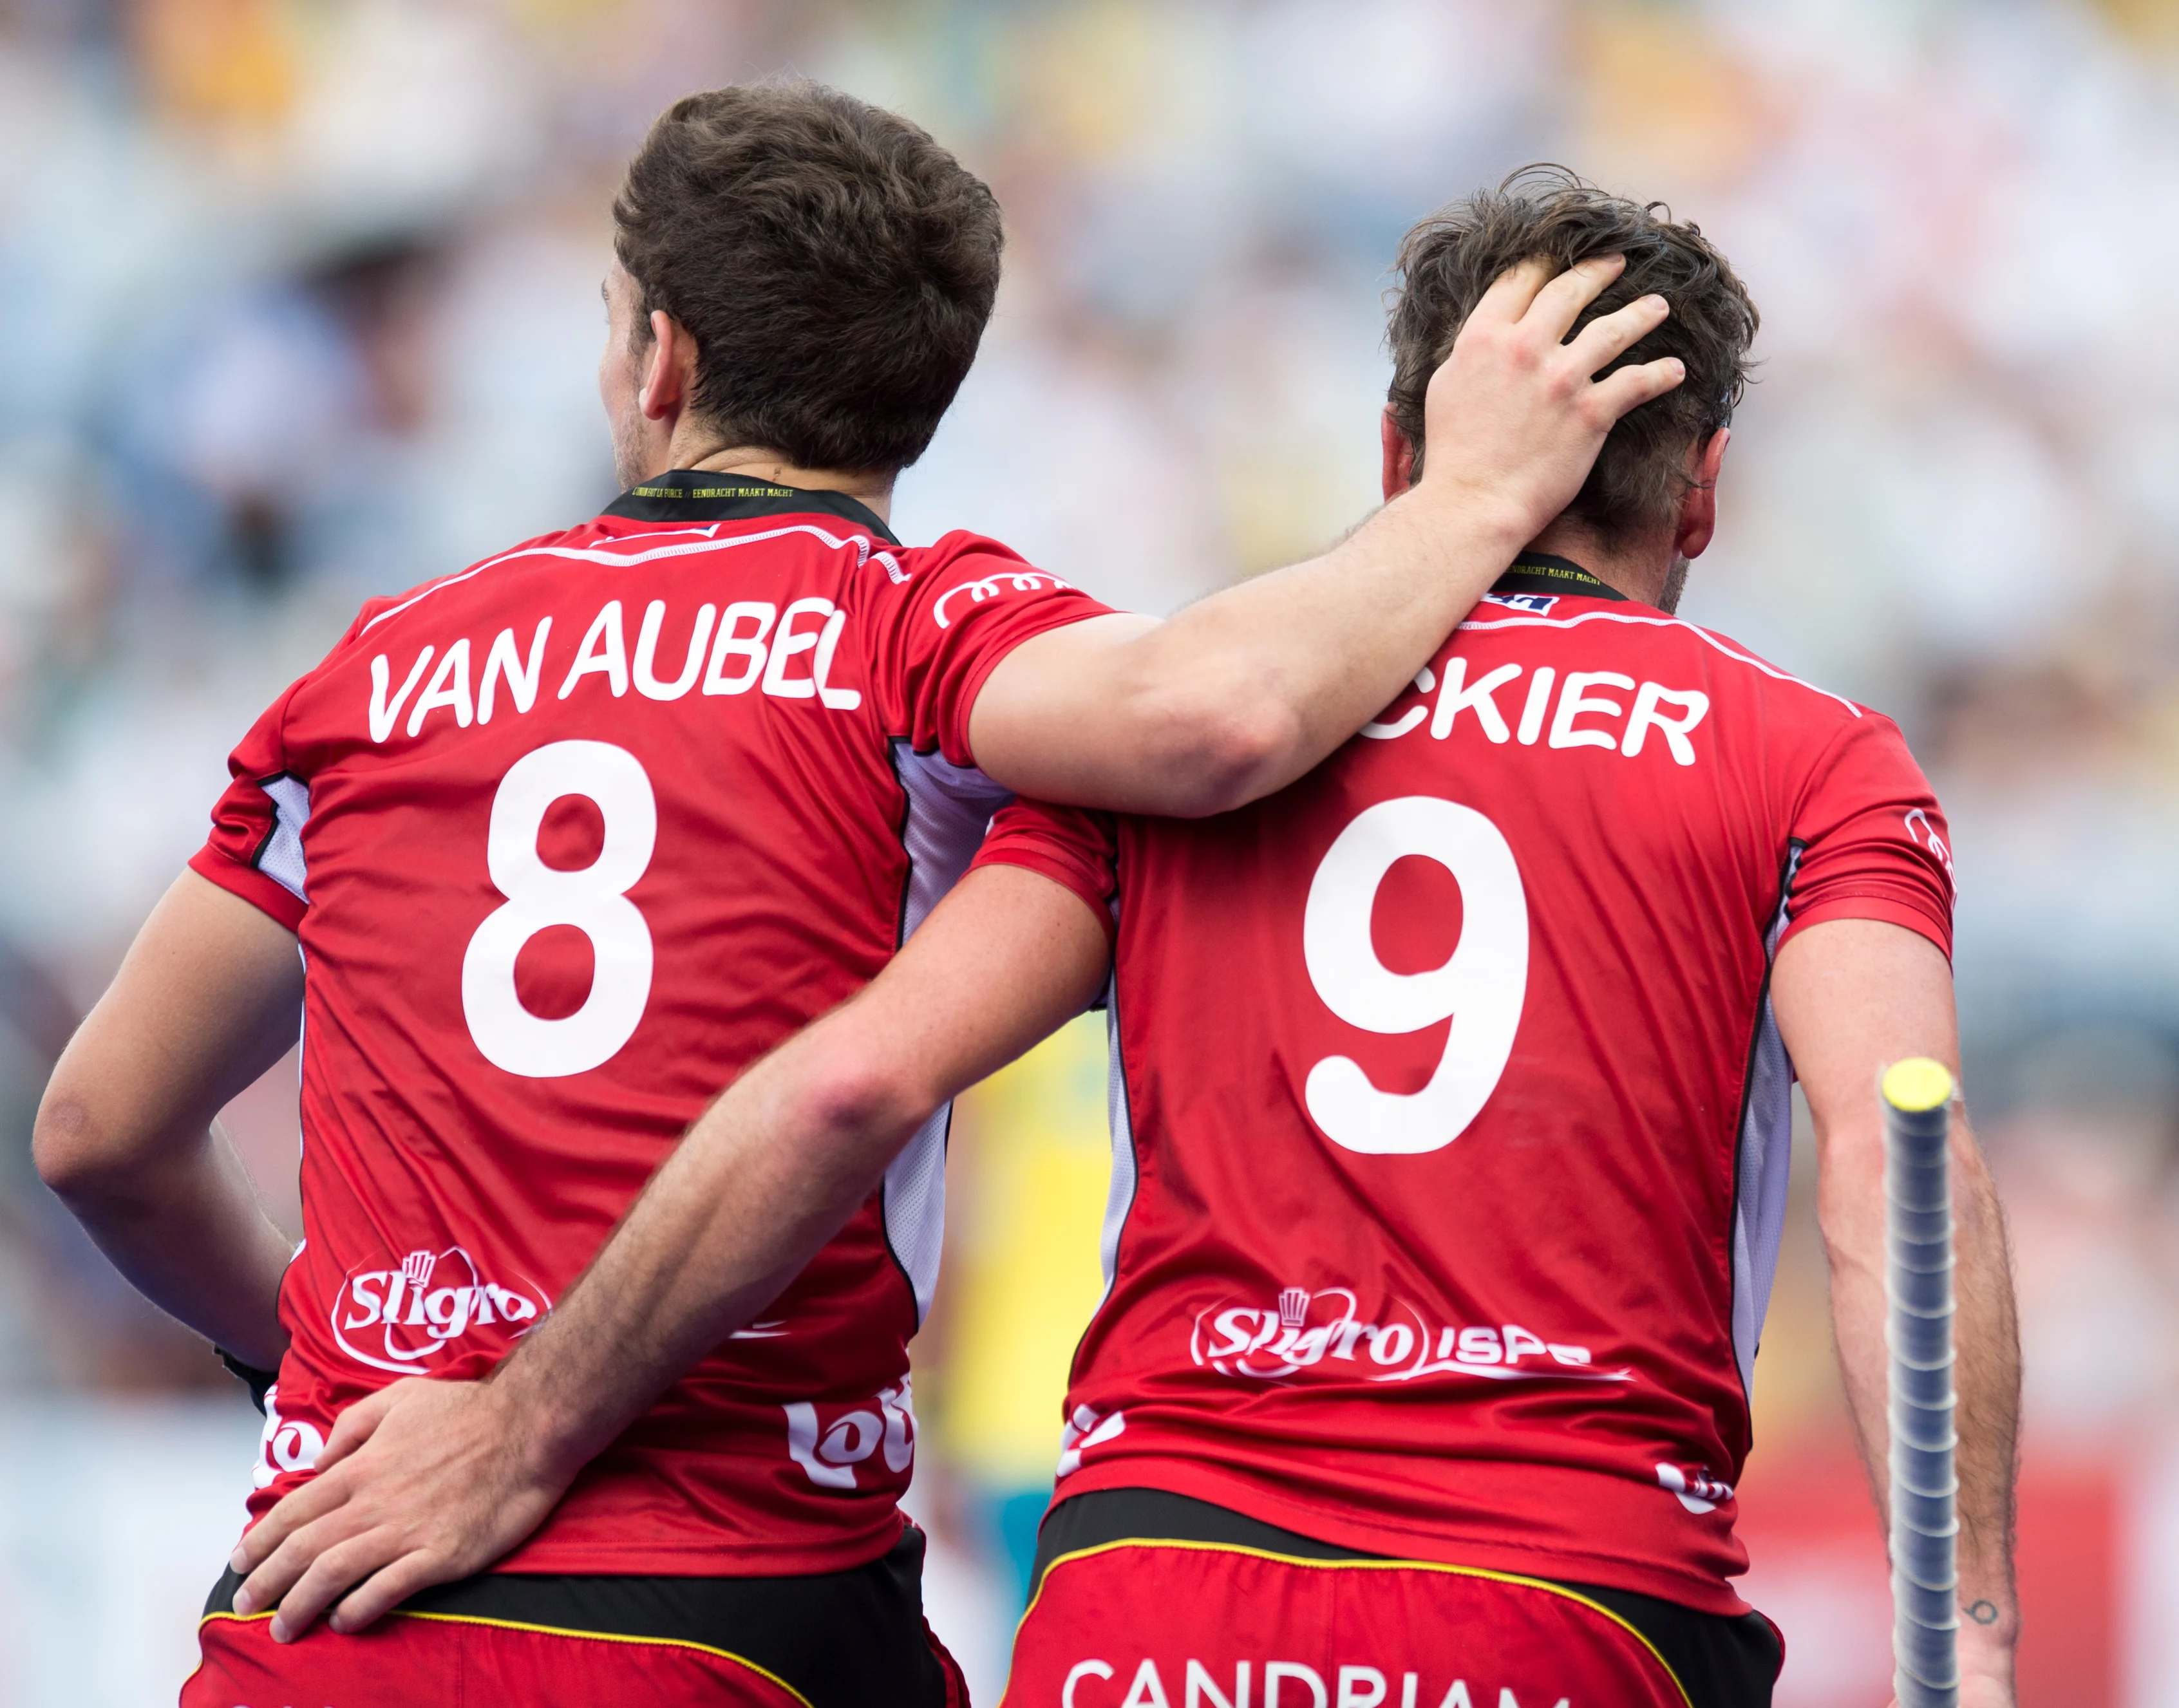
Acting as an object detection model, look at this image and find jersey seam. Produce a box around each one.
[1455,608,1863,717]
[1088,893,1140,1335]
[1781,887,1948,922]
[197,1608,814,1705]
[190,846,308,932]
[1724,839,1805,1423]
[1022,1539,1692,1708]
[351,521,890,641]
[876,737,933,1320]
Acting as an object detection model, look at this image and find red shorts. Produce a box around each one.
[186,1609,814,1707]
[1004,1539,1692,1708]
[182,1528,967,1707]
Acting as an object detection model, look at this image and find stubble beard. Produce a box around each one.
[1658,554,1691,615]
[609,404,649,493]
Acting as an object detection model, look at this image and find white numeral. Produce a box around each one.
[1301,796,1527,1154]
[461,740,657,1078]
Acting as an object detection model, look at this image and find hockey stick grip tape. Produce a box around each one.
[1883,1058,1959,1708]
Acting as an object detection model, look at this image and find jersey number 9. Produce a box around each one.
[1302,796,1528,1155]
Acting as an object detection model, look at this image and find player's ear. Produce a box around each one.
[1673,427,1730,561]
[1381,411,1416,502]
[639,309,686,422]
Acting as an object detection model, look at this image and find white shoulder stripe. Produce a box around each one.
[1457,609,1862,717]
[358,522,891,637]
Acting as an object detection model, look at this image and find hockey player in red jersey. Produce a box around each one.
[33,86,1684,1708]
[243,171,2021,1707]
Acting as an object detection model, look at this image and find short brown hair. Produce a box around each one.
[614,82,1003,473]
[1387,165,1758,547]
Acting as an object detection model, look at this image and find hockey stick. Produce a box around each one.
[1883,1057,1959,1708]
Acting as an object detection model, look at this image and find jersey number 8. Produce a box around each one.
[462,740,657,1078]
[1302,796,1528,1154]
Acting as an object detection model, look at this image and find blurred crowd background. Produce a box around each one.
[1,0,2176,1702]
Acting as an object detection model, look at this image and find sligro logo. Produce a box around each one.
[1191,1286,1631,1385]
[332,1246,549,1375]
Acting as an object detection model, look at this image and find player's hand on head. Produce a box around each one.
[1410,252,1684,540]
[227,1375,568,1642]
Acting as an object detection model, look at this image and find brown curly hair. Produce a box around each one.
[614,81,1003,474]
[1387,165,1759,547]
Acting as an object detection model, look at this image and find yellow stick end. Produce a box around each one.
[1882,1057,1954,1113]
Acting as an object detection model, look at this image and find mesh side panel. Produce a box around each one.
[883,744,1012,1325]
[894,746,1012,939]
[1098,988,1139,1304]
[1732,844,1807,1398]
[1731,1002,1796,1396]
[883,1106,950,1324]
[258,776,311,902]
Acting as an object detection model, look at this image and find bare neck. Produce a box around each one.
[650,427,896,523]
[1522,517,1678,610]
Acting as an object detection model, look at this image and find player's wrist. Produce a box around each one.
[1957,1599,2019,1660]
[1950,1599,2019,1708]
[485,1356,594,1493]
[481,1351,610,1499]
[1384,472,1533,568]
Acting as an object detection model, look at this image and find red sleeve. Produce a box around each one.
[1777,712,1955,961]
[972,798,1120,948]
[189,676,314,933]
[874,534,1118,767]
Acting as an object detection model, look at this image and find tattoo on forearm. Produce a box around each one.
[1965,1599,1999,1625]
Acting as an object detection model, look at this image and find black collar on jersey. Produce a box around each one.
[1493,552,1627,601]
[603,469,900,545]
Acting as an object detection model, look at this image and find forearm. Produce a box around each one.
[1822,1118,2022,1651]
[494,862,1109,1481]
[52,1120,294,1367]
[493,1031,932,1481]
[978,490,1528,816]
[969,256,1683,816]
[1950,1145,2021,1631]
[1123,489,1529,810]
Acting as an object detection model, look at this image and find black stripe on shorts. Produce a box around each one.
[1031,1488,1782,1708]
[205,1523,950,1708]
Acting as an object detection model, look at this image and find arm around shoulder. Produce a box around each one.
[965,258,1686,816]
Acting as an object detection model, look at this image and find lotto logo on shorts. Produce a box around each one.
[1189,1286,1628,1386]
[332,1246,550,1376]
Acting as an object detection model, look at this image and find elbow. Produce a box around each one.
[1153,684,1306,818]
[793,1046,936,1155]
[1811,1124,1886,1265]
[32,1090,120,1206]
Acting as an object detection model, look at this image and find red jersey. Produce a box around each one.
[974,556,1954,1616]
[191,473,1110,1576]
